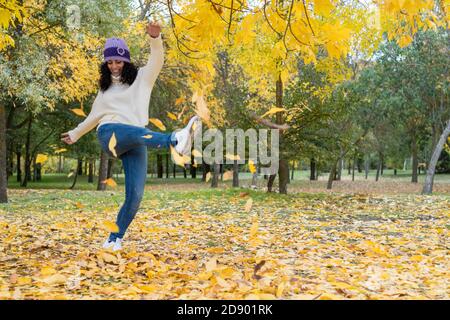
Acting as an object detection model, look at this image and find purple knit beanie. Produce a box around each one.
[103,38,131,63]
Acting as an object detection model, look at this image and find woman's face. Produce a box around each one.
[107,60,124,76]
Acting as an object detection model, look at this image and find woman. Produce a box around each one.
[61,21,200,252]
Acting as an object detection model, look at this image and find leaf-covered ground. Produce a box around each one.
[0,186,449,300]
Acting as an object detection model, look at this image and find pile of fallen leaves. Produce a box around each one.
[0,188,448,300]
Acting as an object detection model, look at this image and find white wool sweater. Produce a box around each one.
[68,34,164,143]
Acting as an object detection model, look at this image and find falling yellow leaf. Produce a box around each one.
[71,108,86,117]
[142,134,153,139]
[149,118,166,131]
[170,145,190,167]
[108,133,117,157]
[103,221,119,233]
[261,107,286,118]
[223,170,233,181]
[226,153,241,161]
[167,112,177,121]
[205,172,211,183]
[249,160,256,174]
[193,90,210,122]
[67,171,74,178]
[245,198,253,213]
[35,154,48,164]
[192,149,202,158]
[54,148,67,154]
[102,178,117,187]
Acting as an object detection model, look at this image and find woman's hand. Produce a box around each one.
[61,132,74,145]
[146,21,161,38]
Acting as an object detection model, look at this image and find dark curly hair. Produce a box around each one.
[99,61,139,91]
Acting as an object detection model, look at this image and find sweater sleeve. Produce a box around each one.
[140,33,164,87]
[68,92,103,143]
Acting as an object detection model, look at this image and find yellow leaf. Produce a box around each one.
[225,153,241,161]
[35,154,48,164]
[149,118,166,131]
[75,202,84,209]
[245,198,253,213]
[40,274,67,285]
[17,277,32,285]
[167,112,177,121]
[108,132,117,157]
[175,97,185,105]
[205,257,217,271]
[249,160,256,174]
[205,172,211,183]
[249,218,258,237]
[261,107,286,119]
[67,172,74,178]
[192,149,202,158]
[102,178,117,187]
[40,267,57,276]
[276,282,286,298]
[223,170,233,181]
[170,145,190,167]
[142,134,153,139]
[102,252,118,263]
[103,221,119,233]
[54,148,67,154]
[71,108,86,117]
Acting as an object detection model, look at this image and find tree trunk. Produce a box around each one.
[191,155,197,179]
[97,151,109,191]
[84,159,88,176]
[77,158,83,176]
[88,159,94,183]
[211,162,220,188]
[202,162,210,181]
[364,155,369,179]
[70,159,80,189]
[422,120,450,194]
[375,156,381,182]
[165,153,169,179]
[107,158,114,179]
[357,157,362,173]
[0,104,8,202]
[411,132,418,183]
[16,147,21,182]
[173,164,176,178]
[327,161,338,190]
[290,161,295,181]
[232,160,239,187]
[157,154,163,178]
[58,154,62,173]
[36,162,42,181]
[220,164,224,181]
[276,75,288,194]
[310,158,316,181]
[279,159,289,193]
[352,154,356,182]
[21,115,32,187]
[267,174,276,192]
[32,155,37,182]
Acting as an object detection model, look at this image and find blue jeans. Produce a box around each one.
[97,123,178,241]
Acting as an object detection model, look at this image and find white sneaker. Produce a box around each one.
[112,238,122,252]
[102,239,114,250]
[174,116,200,156]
